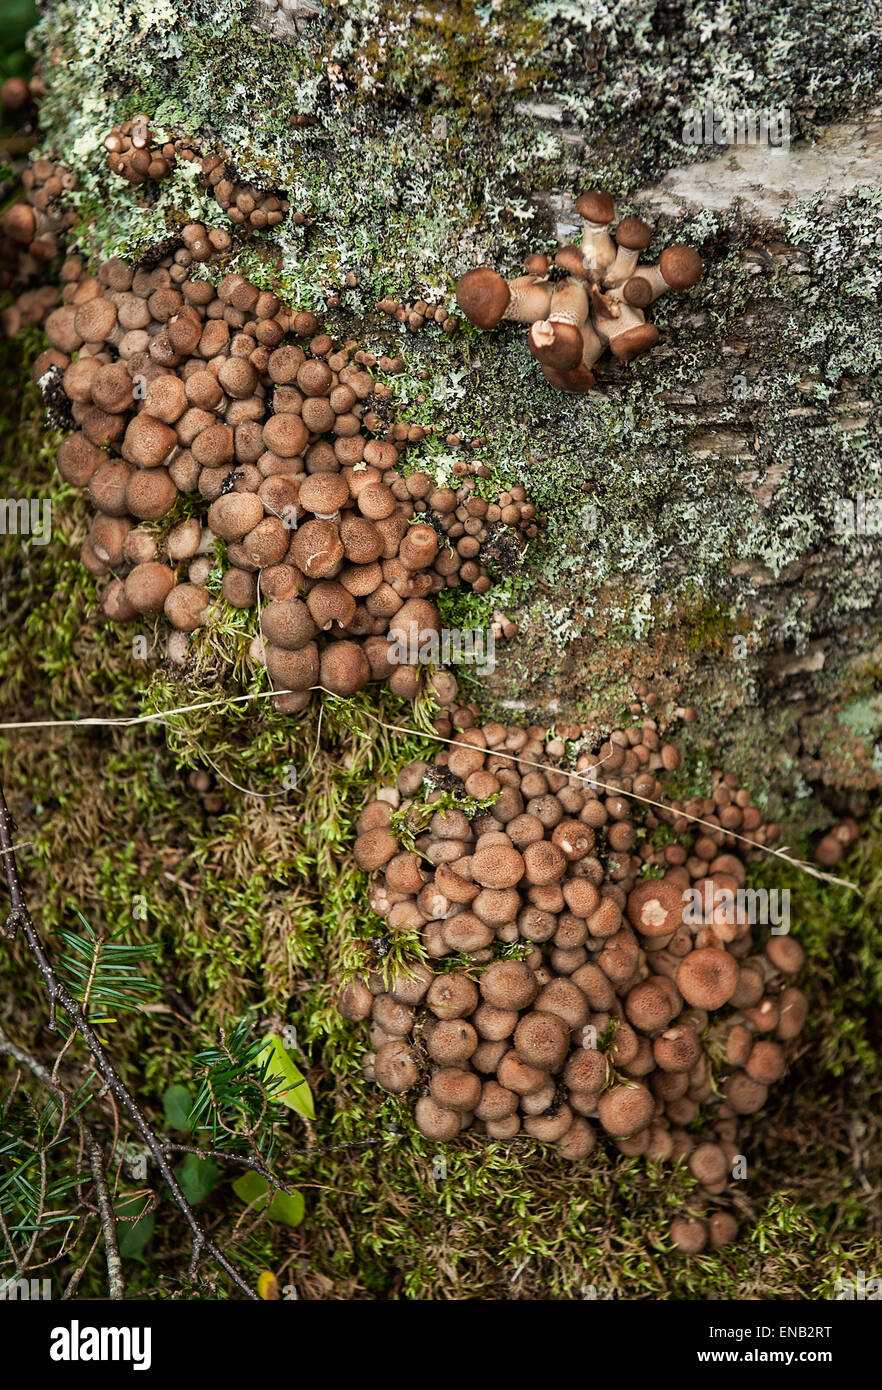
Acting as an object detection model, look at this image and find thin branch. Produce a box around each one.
[0,782,257,1300]
[86,1136,125,1300]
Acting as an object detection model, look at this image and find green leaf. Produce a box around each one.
[233,1171,304,1228]
[175,1153,221,1205]
[115,1194,154,1259]
[255,1033,315,1120]
[163,1084,194,1131]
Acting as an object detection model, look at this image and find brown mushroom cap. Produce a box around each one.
[387,598,441,646]
[723,1070,768,1114]
[164,583,209,631]
[527,319,583,371]
[319,639,370,695]
[374,1039,419,1094]
[707,1211,739,1249]
[264,640,319,692]
[289,518,344,578]
[260,598,317,650]
[659,244,703,289]
[627,876,684,938]
[479,959,537,1011]
[207,492,265,542]
[554,246,588,279]
[429,1067,481,1113]
[414,1095,461,1140]
[576,190,614,225]
[299,473,350,515]
[513,1010,569,1070]
[353,826,399,870]
[426,972,479,1019]
[688,1142,728,1186]
[426,1019,479,1067]
[563,1047,606,1094]
[455,266,511,329]
[123,412,177,467]
[608,322,660,362]
[677,948,739,1010]
[337,979,373,1021]
[653,1025,701,1072]
[596,1082,654,1136]
[621,275,654,308]
[124,561,175,615]
[471,843,525,889]
[614,216,653,251]
[670,1216,707,1253]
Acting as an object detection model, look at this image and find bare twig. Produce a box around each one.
[0,781,257,1300]
[86,1136,124,1300]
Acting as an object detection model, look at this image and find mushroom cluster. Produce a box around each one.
[455,190,703,393]
[41,240,536,711]
[378,293,457,336]
[0,158,77,334]
[104,120,298,231]
[814,817,860,868]
[339,710,807,1251]
[104,117,177,184]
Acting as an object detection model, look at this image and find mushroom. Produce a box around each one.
[604,216,653,286]
[576,190,616,280]
[455,266,552,328]
[622,245,703,307]
[527,277,590,371]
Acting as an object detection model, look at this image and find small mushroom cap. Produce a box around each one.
[455,266,511,329]
[414,1095,461,1140]
[374,1039,419,1094]
[627,877,684,938]
[621,275,654,308]
[554,246,588,279]
[670,1216,707,1253]
[337,978,373,1021]
[659,244,703,289]
[677,947,739,1010]
[596,1083,654,1136]
[556,1115,596,1160]
[124,562,175,615]
[319,639,370,696]
[523,253,549,274]
[614,216,653,251]
[514,1010,569,1070]
[479,958,537,1011]
[608,322,660,362]
[527,319,583,371]
[707,1211,739,1249]
[576,190,614,225]
[164,582,209,631]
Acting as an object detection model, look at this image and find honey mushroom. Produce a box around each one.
[44,227,540,707]
[340,704,809,1254]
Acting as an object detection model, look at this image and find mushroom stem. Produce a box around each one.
[622,245,703,307]
[580,219,616,280]
[622,262,668,305]
[592,302,660,362]
[603,216,654,287]
[500,274,553,324]
[527,277,590,370]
